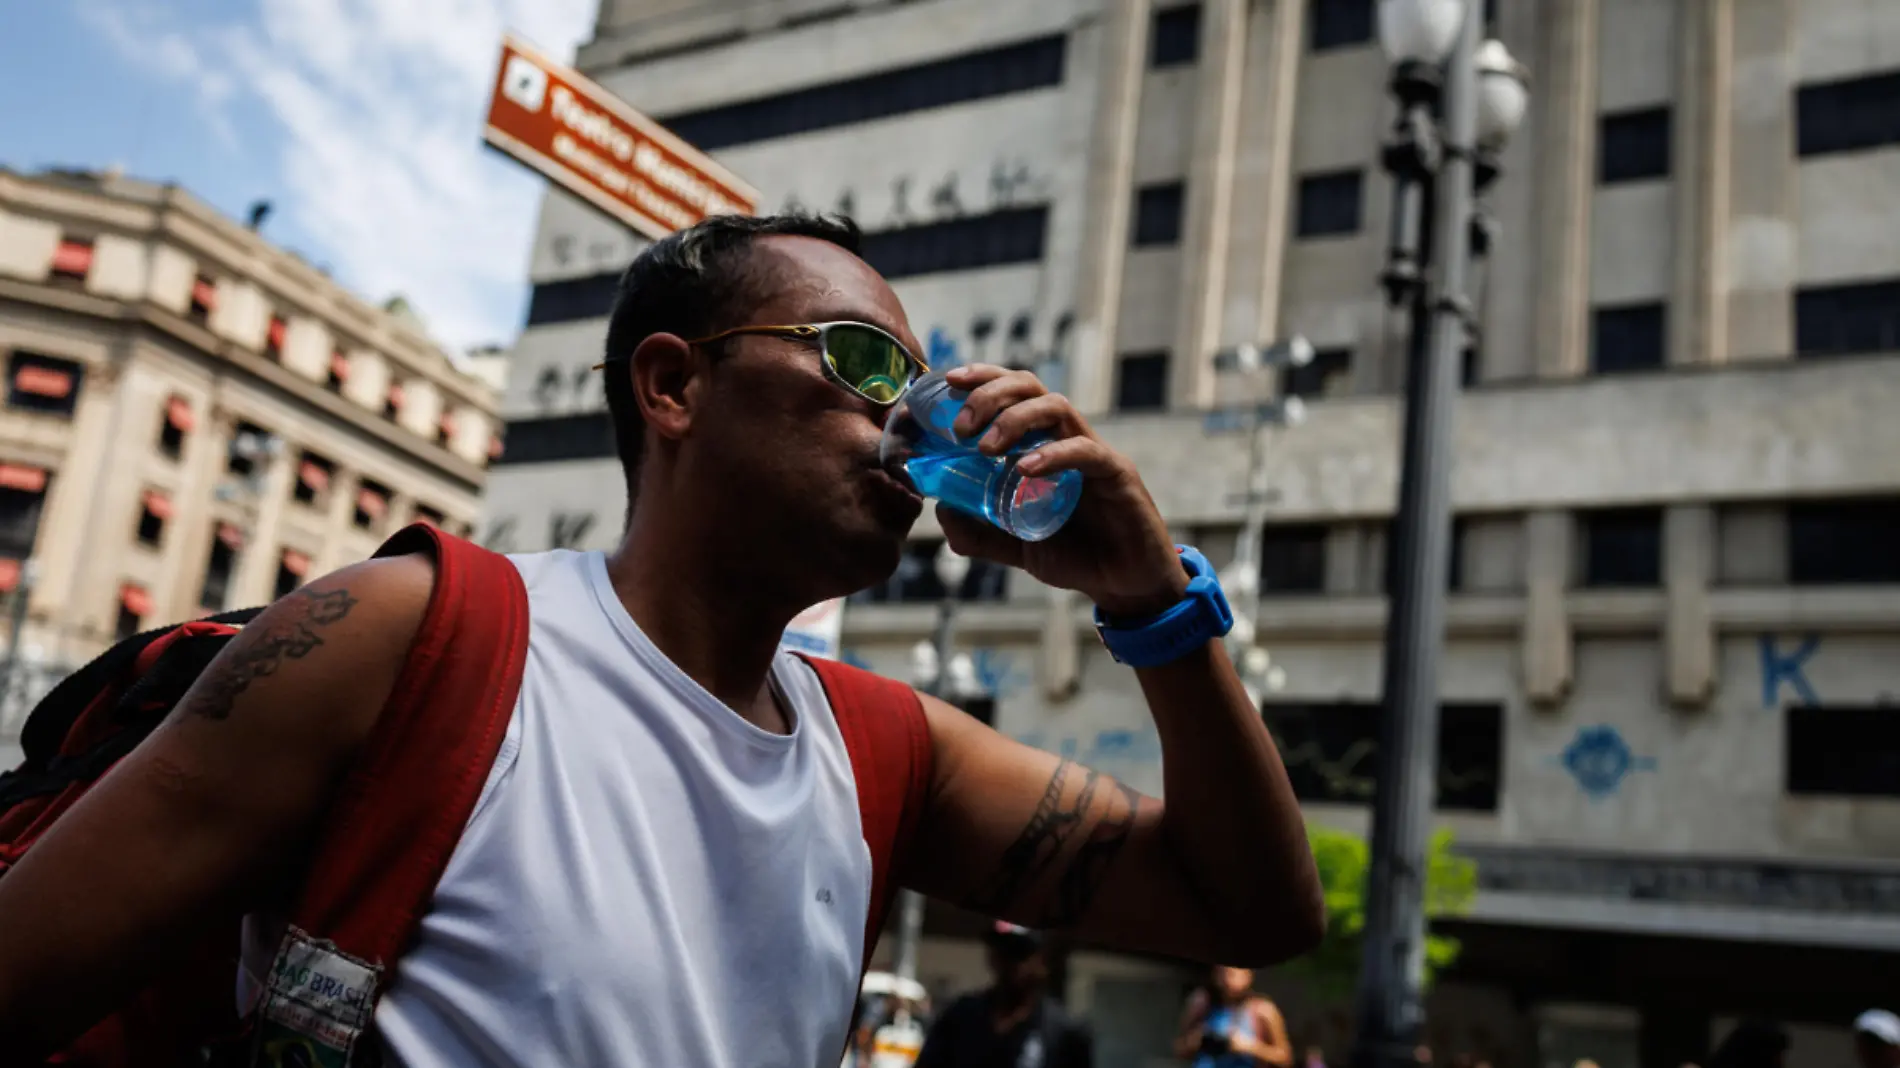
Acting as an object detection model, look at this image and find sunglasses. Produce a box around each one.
[596,321,928,406]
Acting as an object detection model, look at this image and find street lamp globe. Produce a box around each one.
[946,653,981,700]
[1377,0,1466,66]
[1475,39,1532,149]
[933,542,971,594]
[909,640,940,689]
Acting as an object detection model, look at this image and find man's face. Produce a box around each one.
[1214,966,1253,1000]
[986,942,1047,991]
[680,235,926,595]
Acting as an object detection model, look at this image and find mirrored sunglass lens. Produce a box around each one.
[827,325,909,403]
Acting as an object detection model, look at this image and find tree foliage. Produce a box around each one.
[1283,825,1478,1000]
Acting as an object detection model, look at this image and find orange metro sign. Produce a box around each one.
[482,33,759,239]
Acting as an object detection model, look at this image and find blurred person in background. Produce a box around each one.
[1707,1019,1790,1068]
[914,922,1092,1068]
[1174,965,1292,1068]
[1855,1010,1900,1068]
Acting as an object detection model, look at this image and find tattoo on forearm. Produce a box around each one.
[180,585,359,721]
[1043,779,1141,927]
[971,760,1145,928]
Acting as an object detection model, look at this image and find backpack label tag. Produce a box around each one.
[252,926,382,1067]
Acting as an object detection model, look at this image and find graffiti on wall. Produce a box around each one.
[1759,633,1822,709]
[924,309,1075,391]
[1013,725,1164,771]
[782,157,1050,231]
[1549,725,1657,800]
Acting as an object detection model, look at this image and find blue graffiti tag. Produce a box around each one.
[1759,634,1821,710]
[970,648,1028,698]
[1555,725,1658,800]
[927,326,961,370]
[1012,727,1163,769]
[839,649,873,672]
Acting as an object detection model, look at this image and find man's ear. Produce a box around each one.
[628,333,701,445]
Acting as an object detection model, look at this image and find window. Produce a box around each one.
[1132,182,1186,247]
[851,539,1009,604]
[1296,170,1363,238]
[1789,499,1900,585]
[189,275,217,325]
[1797,70,1900,157]
[276,549,311,600]
[384,382,405,422]
[294,453,333,506]
[354,483,390,531]
[1310,0,1374,51]
[859,206,1049,280]
[1591,303,1667,373]
[327,350,350,392]
[525,271,620,326]
[50,239,94,284]
[1787,706,1900,798]
[1598,107,1672,183]
[437,411,458,448]
[228,422,267,477]
[0,465,50,560]
[492,413,616,465]
[660,36,1067,152]
[1796,278,1900,358]
[1260,524,1329,594]
[414,505,445,528]
[116,584,151,641]
[1460,345,1480,387]
[6,351,82,417]
[200,526,243,611]
[159,395,193,459]
[1115,352,1170,412]
[1151,4,1202,68]
[1582,508,1662,587]
[137,490,171,547]
[266,315,289,360]
[1285,347,1353,398]
[1261,701,1503,811]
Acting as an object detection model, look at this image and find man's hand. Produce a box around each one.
[934,364,1187,619]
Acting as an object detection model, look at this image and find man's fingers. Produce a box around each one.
[1015,436,1127,481]
[946,367,1045,438]
[976,394,1083,455]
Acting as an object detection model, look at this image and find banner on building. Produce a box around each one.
[482,33,759,239]
[782,598,846,660]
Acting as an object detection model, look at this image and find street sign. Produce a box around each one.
[782,598,846,660]
[482,33,760,239]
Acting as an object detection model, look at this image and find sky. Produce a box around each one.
[0,0,598,354]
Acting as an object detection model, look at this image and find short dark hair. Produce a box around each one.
[601,212,862,507]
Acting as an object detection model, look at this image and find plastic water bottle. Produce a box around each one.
[879,371,1083,542]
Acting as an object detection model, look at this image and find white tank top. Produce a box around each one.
[242,549,874,1067]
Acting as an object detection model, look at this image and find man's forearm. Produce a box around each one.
[1136,640,1324,961]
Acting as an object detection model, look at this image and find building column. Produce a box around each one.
[1668,0,1733,368]
[231,451,296,607]
[1531,0,1599,380]
[1169,0,1250,410]
[33,364,123,633]
[315,470,362,578]
[1725,0,1797,361]
[1326,525,1367,595]
[165,414,238,621]
[1522,510,1575,707]
[1067,0,1151,418]
[1663,504,1717,708]
[1242,0,1306,351]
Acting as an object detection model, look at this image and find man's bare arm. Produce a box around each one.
[0,555,434,1057]
[905,642,1323,966]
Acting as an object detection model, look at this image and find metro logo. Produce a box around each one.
[501,55,548,112]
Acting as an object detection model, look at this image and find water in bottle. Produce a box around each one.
[879,372,1083,542]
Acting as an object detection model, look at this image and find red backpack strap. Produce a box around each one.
[270,524,528,997]
[800,656,934,972]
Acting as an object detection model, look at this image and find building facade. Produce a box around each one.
[484,1,1900,1065]
[0,168,502,764]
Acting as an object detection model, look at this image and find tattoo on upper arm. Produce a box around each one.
[969,759,1145,928]
[179,586,360,722]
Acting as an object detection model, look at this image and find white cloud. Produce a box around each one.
[80,0,598,353]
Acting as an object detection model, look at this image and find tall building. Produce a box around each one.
[0,168,502,762]
[484,1,1900,1065]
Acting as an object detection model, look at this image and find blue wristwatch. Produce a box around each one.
[1092,545,1234,669]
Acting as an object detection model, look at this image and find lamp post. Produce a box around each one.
[1209,337,1312,704]
[894,542,978,985]
[1355,5,1529,1068]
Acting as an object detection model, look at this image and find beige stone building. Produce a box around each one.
[484,1,1900,1065]
[0,167,501,758]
